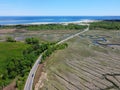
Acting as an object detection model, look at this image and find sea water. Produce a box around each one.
[0,16,120,25]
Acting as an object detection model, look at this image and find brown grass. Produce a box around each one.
[37,30,120,90]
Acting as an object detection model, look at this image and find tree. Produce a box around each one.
[25,37,39,45]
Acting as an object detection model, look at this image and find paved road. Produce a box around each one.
[24,55,42,90]
[24,25,89,90]
[57,26,89,44]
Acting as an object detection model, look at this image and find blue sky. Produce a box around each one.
[0,0,120,16]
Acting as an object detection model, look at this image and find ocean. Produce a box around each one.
[0,16,120,25]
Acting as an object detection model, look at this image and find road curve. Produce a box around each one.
[24,25,89,90]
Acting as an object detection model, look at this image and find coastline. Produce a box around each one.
[27,20,97,25]
[0,20,98,26]
[0,16,120,26]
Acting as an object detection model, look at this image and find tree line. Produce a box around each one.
[90,21,120,30]
[0,24,87,30]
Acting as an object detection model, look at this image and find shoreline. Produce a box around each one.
[0,20,99,26]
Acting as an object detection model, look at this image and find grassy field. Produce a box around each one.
[36,30,120,90]
[0,42,29,76]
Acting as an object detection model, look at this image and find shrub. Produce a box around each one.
[6,37,16,42]
[41,43,68,63]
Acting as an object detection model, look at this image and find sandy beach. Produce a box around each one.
[1,20,99,26]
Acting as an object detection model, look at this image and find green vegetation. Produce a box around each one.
[0,24,87,31]
[6,37,16,42]
[25,37,39,45]
[25,24,87,31]
[41,43,68,63]
[90,21,120,30]
[0,37,68,90]
[0,42,29,89]
[1,21,120,31]
[1,38,53,89]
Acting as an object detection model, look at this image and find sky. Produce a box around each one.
[0,0,120,16]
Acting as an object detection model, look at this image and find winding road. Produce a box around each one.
[24,25,89,90]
